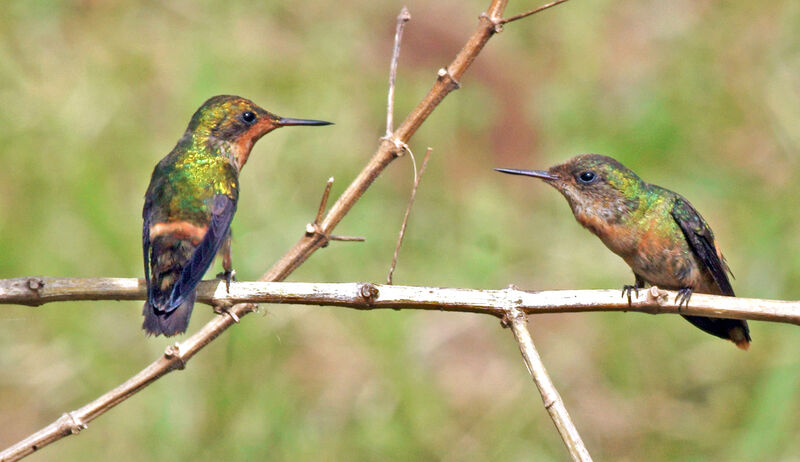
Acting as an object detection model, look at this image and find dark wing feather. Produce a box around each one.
[671,196,734,296]
[142,196,153,304]
[166,194,237,312]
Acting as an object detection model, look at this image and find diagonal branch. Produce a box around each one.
[505,309,592,461]
[0,1,573,461]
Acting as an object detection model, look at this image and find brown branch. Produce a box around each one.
[2,277,798,325]
[0,1,577,460]
[387,147,432,284]
[506,309,592,461]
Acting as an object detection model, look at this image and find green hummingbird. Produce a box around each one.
[142,95,331,336]
[496,154,751,349]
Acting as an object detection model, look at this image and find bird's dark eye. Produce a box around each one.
[241,111,257,124]
[577,171,597,184]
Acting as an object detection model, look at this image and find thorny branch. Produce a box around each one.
[0,1,578,461]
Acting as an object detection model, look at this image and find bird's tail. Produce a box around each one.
[681,315,751,350]
[142,291,195,337]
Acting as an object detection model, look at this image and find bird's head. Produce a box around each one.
[496,154,646,229]
[188,95,332,170]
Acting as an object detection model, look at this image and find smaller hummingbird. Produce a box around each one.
[496,154,751,349]
[142,95,331,336]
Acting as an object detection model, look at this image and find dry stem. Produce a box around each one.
[387,147,433,284]
[385,6,411,137]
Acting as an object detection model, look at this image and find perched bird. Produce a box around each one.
[496,154,751,349]
[142,95,331,336]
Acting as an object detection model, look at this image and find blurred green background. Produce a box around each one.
[1,0,799,460]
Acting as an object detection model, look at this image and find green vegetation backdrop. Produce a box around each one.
[1,0,799,460]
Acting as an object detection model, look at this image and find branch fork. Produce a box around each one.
[304,177,365,247]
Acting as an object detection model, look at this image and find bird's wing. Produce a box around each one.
[671,196,734,296]
[166,194,237,312]
[142,193,154,303]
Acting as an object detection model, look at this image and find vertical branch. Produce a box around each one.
[386,6,412,137]
[506,308,593,462]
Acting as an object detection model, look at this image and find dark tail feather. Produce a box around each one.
[681,315,751,350]
[142,291,196,337]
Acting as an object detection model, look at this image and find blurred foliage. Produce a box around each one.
[1,0,799,460]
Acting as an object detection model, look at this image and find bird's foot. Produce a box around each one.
[675,288,693,308]
[621,284,640,307]
[215,270,236,293]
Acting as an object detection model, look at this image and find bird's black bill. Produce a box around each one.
[494,168,559,180]
[277,117,333,127]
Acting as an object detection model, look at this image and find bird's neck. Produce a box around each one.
[189,131,249,173]
[569,184,651,257]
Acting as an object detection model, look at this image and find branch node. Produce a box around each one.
[380,136,409,158]
[478,12,503,33]
[501,307,524,328]
[359,283,380,305]
[647,286,669,304]
[305,222,365,247]
[437,67,461,90]
[164,344,186,370]
[27,277,44,293]
[62,412,87,434]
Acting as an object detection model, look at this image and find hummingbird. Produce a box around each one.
[496,154,751,349]
[142,95,331,336]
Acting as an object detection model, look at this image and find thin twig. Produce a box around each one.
[315,177,335,224]
[386,6,411,137]
[1,277,798,326]
[0,1,574,460]
[499,0,570,25]
[305,177,366,245]
[387,147,432,284]
[506,309,592,461]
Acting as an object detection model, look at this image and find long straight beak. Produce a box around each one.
[494,168,559,180]
[277,117,333,127]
